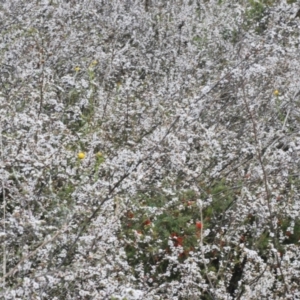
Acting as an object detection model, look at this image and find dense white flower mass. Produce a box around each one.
[1,0,300,299]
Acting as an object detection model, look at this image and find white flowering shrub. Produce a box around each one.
[1,0,300,299]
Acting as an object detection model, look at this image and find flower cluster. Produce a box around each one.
[1,1,300,299]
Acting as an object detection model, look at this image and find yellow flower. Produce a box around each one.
[78,152,85,159]
[274,89,279,96]
[74,66,81,72]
